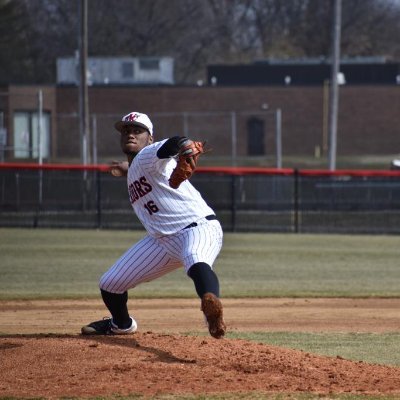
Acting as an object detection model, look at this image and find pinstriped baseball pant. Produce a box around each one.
[99,219,223,294]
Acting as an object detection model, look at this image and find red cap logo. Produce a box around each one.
[125,113,138,122]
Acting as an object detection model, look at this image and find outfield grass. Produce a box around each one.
[0,228,399,299]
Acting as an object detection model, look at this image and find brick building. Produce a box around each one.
[1,82,399,165]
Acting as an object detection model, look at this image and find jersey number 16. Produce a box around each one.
[144,200,159,215]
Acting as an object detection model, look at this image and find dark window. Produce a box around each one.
[247,117,265,156]
[121,62,134,78]
[139,58,160,70]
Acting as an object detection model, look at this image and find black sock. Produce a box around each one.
[100,289,131,329]
[187,262,220,298]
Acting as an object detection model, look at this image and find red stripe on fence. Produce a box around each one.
[195,166,294,175]
[299,169,400,177]
[0,162,399,177]
[0,162,110,172]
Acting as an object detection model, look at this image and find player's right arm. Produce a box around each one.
[109,160,129,177]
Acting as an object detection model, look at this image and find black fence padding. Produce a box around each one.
[1,168,399,234]
[299,176,400,211]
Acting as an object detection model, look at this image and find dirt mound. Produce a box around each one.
[1,332,400,398]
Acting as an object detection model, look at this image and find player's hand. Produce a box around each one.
[109,160,129,177]
[168,140,209,189]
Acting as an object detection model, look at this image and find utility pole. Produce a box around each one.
[328,0,342,171]
[37,90,43,165]
[275,108,282,169]
[79,0,89,165]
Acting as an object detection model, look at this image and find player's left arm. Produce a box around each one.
[160,136,208,189]
[142,137,207,187]
[156,136,187,159]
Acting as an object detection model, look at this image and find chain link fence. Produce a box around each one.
[56,110,282,167]
[1,166,399,234]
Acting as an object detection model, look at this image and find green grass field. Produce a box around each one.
[1,227,400,376]
[1,228,399,299]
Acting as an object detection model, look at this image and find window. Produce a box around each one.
[139,58,160,70]
[247,117,265,156]
[121,62,134,78]
[13,111,50,159]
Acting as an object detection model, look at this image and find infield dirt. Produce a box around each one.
[1,298,400,398]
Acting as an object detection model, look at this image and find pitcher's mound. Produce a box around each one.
[1,332,400,398]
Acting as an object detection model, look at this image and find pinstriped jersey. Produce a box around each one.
[127,139,214,237]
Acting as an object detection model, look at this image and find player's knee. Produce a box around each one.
[188,262,220,298]
[98,273,108,291]
[99,274,120,293]
[187,262,212,276]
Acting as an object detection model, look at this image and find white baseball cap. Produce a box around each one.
[114,112,153,136]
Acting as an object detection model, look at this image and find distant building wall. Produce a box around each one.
[2,84,399,163]
[56,85,400,160]
[57,57,174,85]
[208,60,400,85]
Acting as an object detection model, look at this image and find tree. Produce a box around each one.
[341,0,400,58]
[0,0,399,85]
[0,0,31,83]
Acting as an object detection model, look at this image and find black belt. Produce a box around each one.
[183,215,217,230]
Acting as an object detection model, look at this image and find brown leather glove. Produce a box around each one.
[168,140,207,189]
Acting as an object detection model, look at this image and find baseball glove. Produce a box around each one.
[169,140,208,189]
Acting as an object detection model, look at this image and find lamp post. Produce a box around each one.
[328,0,342,171]
[79,0,89,165]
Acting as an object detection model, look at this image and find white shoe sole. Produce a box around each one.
[111,317,138,334]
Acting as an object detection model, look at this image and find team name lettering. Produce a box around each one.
[129,176,152,204]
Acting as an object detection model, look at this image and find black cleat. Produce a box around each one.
[81,317,137,335]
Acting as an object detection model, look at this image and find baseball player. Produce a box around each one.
[81,111,226,339]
